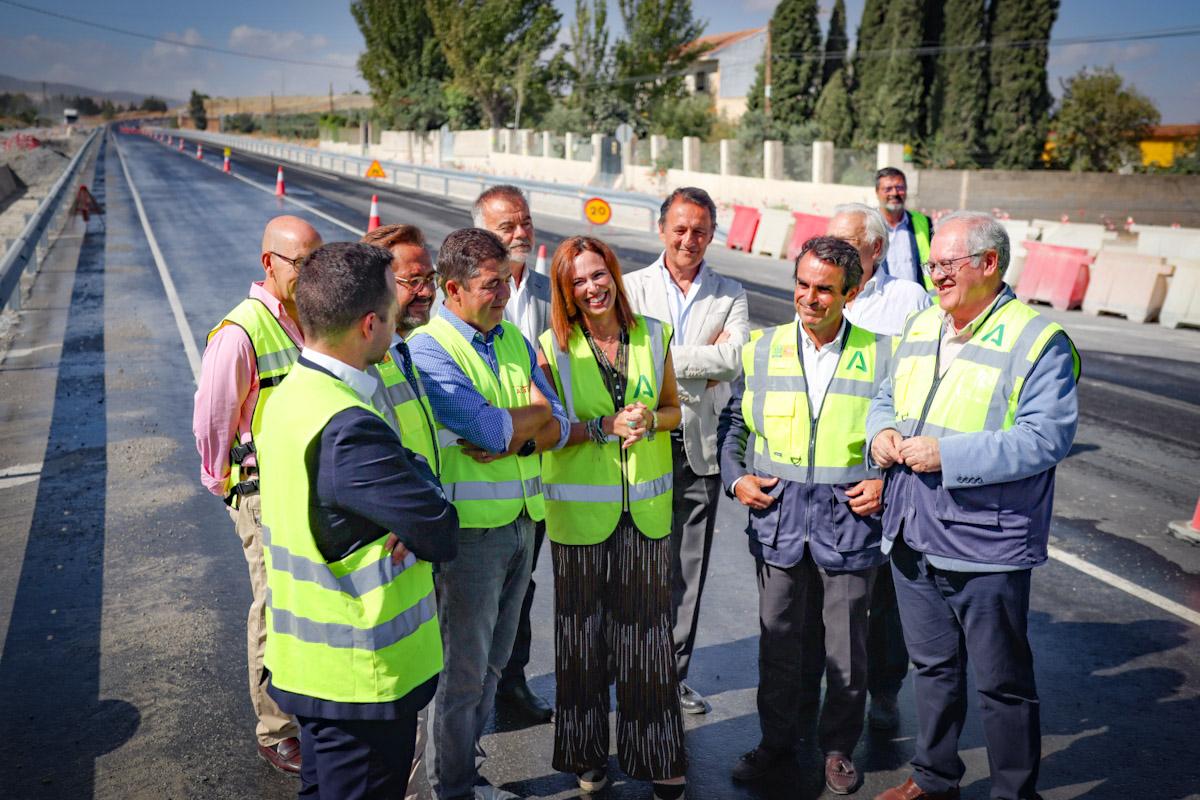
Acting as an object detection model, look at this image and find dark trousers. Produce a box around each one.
[867,563,911,698]
[551,519,687,780]
[756,556,875,756]
[500,519,546,689]
[890,536,1041,799]
[669,435,721,682]
[298,714,418,799]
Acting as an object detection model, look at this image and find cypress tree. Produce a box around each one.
[986,0,1059,168]
[822,0,849,87]
[762,0,825,128]
[929,0,989,166]
[814,67,854,147]
[867,0,927,145]
[850,0,889,132]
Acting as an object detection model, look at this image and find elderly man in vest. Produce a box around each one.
[193,215,321,774]
[868,212,1079,800]
[473,184,555,723]
[257,242,459,799]
[719,237,890,796]
[409,228,569,800]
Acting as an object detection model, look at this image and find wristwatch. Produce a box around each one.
[517,438,537,457]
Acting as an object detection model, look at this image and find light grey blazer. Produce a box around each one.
[623,257,750,476]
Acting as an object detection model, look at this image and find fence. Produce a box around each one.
[1,128,101,313]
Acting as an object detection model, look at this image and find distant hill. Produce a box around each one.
[0,73,180,107]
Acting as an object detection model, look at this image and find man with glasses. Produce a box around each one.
[193,215,322,775]
[875,168,932,289]
[473,185,555,723]
[409,228,569,800]
[868,212,1079,800]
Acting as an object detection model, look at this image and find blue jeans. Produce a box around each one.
[433,516,534,799]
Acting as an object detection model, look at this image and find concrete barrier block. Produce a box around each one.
[754,209,793,258]
[1160,258,1200,330]
[1133,225,1200,261]
[727,205,761,251]
[1017,241,1092,311]
[1033,219,1115,251]
[1082,250,1172,323]
[786,212,831,263]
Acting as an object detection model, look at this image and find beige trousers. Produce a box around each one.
[228,493,300,746]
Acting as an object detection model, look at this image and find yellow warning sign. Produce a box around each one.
[365,160,387,179]
[584,197,612,225]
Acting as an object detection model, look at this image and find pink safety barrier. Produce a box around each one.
[1016,241,1093,311]
[726,205,761,252]
[786,212,831,263]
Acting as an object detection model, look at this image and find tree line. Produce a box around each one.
[348,0,1174,173]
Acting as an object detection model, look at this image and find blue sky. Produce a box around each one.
[0,0,1196,122]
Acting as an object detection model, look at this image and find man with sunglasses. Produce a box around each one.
[868,212,1079,800]
[193,215,323,775]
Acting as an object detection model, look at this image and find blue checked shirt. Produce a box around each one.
[408,303,569,454]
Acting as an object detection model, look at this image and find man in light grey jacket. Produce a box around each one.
[624,186,749,714]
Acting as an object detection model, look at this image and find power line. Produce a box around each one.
[0,0,358,71]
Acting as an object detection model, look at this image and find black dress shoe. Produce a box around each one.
[497,680,553,722]
[678,682,710,715]
[731,745,792,782]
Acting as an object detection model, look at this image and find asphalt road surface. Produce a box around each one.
[0,128,1197,800]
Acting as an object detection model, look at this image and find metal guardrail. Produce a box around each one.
[152,127,666,235]
[0,127,102,313]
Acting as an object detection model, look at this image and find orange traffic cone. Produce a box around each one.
[367,195,381,232]
[223,154,231,174]
[177,139,184,151]
[196,144,203,160]
[534,244,547,275]
[1168,496,1200,544]
[275,166,286,197]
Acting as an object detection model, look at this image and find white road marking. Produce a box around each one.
[2,343,58,360]
[0,461,42,490]
[113,134,203,383]
[1049,545,1200,628]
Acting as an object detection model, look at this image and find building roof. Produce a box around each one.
[1144,124,1200,140]
[687,27,765,58]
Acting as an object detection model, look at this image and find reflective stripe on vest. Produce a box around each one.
[414,316,545,528]
[910,210,935,292]
[742,322,886,485]
[374,346,439,474]
[207,297,301,499]
[538,314,674,545]
[891,296,1080,438]
[257,362,441,703]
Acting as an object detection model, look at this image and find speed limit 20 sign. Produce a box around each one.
[584,197,612,226]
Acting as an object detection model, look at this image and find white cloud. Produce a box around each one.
[227,24,330,56]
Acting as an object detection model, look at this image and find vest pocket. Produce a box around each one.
[934,483,1001,527]
[747,475,784,548]
[830,486,880,552]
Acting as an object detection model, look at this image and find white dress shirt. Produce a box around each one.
[801,317,847,416]
[884,211,920,284]
[657,254,706,335]
[301,347,378,403]
[844,269,932,336]
[504,266,538,343]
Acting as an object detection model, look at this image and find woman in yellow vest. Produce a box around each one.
[536,236,687,798]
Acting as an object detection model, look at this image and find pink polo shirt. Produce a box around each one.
[193,282,303,497]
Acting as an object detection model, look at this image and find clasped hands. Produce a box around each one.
[871,430,941,473]
[610,401,654,450]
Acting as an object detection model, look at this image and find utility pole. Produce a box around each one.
[763,22,772,117]
[328,82,334,113]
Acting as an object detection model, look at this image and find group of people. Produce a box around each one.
[192,167,1079,800]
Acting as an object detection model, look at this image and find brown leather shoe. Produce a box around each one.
[258,737,301,775]
[874,777,960,800]
[825,752,862,795]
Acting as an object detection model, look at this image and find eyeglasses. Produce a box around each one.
[270,251,306,269]
[395,275,437,291]
[920,251,988,279]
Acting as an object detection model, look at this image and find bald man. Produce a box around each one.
[193,215,322,775]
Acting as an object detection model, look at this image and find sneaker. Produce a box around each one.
[577,767,608,793]
[731,745,792,782]
[868,693,900,730]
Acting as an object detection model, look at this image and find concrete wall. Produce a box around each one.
[916,169,1200,228]
[622,165,875,217]
[485,152,596,185]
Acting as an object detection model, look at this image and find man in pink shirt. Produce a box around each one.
[193,215,322,774]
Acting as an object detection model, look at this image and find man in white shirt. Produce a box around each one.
[623,187,750,715]
[827,203,929,731]
[827,203,931,337]
[472,184,554,724]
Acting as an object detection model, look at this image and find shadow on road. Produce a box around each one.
[0,140,139,798]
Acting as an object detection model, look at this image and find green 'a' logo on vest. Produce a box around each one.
[981,324,1006,347]
[847,351,868,372]
[633,375,654,399]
